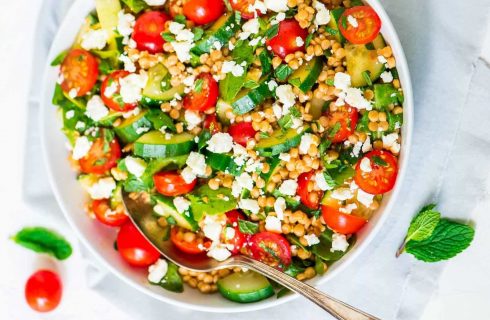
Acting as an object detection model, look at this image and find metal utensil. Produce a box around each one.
[122,191,380,320]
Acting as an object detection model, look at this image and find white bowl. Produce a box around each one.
[40,0,413,313]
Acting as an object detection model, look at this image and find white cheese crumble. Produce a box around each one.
[239,199,260,214]
[125,156,147,178]
[224,227,236,240]
[238,18,260,40]
[68,88,78,99]
[117,11,135,38]
[119,54,136,73]
[274,197,286,220]
[202,215,224,242]
[299,133,315,154]
[347,15,359,28]
[343,88,372,110]
[275,84,296,113]
[360,157,372,173]
[85,95,109,121]
[207,246,232,261]
[143,0,166,6]
[295,36,304,47]
[334,72,351,91]
[81,29,108,50]
[304,234,320,246]
[119,72,148,104]
[72,136,92,160]
[236,172,254,191]
[184,110,202,130]
[315,172,333,191]
[382,133,400,152]
[87,177,116,200]
[331,188,354,201]
[65,110,75,119]
[339,203,358,214]
[264,0,288,12]
[313,1,330,26]
[148,259,168,283]
[265,216,282,233]
[221,60,245,77]
[357,189,374,208]
[331,233,349,252]
[186,152,207,176]
[380,71,394,83]
[279,153,291,162]
[207,132,234,153]
[362,136,373,153]
[173,196,190,213]
[279,180,298,196]
[168,22,195,62]
[180,166,196,184]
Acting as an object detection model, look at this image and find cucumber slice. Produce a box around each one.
[134,131,196,158]
[141,64,185,107]
[345,44,384,87]
[288,57,323,93]
[114,110,153,143]
[192,13,241,55]
[153,194,198,231]
[216,99,233,125]
[255,127,309,157]
[217,271,274,303]
[328,8,346,43]
[232,79,273,115]
[206,152,244,176]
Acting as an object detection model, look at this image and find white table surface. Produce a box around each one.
[1,0,490,319]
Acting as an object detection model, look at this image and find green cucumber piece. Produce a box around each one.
[216,99,233,125]
[255,126,309,157]
[192,13,241,55]
[288,57,323,93]
[153,194,198,231]
[374,84,404,109]
[134,131,196,158]
[141,63,185,107]
[114,110,152,143]
[217,271,274,303]
[187,185,237,221]
[231,79,273,115]
[309,97,329,120]
[206,152,244,176]
[328,8,345,43]
[346,44,385,87]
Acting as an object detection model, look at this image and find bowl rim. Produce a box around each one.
[40,0,413,313]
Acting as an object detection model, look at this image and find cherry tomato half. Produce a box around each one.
[228,122,257,147]
[354,150,398,194]
[92,199,129,227]
[79,131,121,175]
[266,19,307,58]
[326,105,358,143]
[338,6,381,45]
[230,0,262,19]
[203,114,221,134]
[117,222,160,267]
[183,0,225,25]
[170,227,209,254]
[297,171,323,210]
[223,210,248,255]
[249,232,292,269]
[25,270,62,313]
[321,205,367,234]
[100,70,138,112]
[60,49,98,97]
[183,73,219,112]
[153,171,197,196]
[132,11,170,54]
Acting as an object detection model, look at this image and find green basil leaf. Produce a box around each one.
[50,50,68,66]
[174,14,187,25]
[274,64,293,81]
[264,23,279,39]
[11,227,72,260]
[259,50,272,76]
[219,72,247,102]
[238,219,259,234]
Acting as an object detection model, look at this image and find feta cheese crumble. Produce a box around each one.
[221,60,245,77]
[313,1,330,26]
[143,0,166,6]
[299,133,315,154]
[184,110,202,130]
[279,180,298,196]
[81,29,108,50]
[207,132,234,153]
[180,166,196,184]
[264,0,288,12]
[357,189,374,208]
[85,95,109,121]
[334,72,351,91]
[119,72,148,104]
[360,157,372,173]
[125,156,147,178]
[173,197,190,213]
[148,259,168,283]
[315,172,333,191]
[380,71,394,83]
[87,177,116,200]
[304,234,320,246]
[72,136,92,160]
[239,199,260,214]
[186,152,207,176]
[331,233,349,252]
[274,197,286,220]
[275,84,296,113]
[265,216,282,233]
[207,246,232,261]
[331,188,354,201]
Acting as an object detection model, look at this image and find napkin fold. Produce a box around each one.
[24,0,490,319]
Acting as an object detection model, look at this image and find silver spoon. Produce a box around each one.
[122,191,379,320]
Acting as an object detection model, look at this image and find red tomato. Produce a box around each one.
[132,11,169,54]
[338,6,381,45]
[266,19,307,58]
[170,227,209,255]
[321,205,367,234]
[25,270,62,313]
[183,0,225,25]
[223,210,248,255]
[100,70,138,112]
[60,49,98,97]
[326,105,358,143]
[354,150,398,194]
[203,114,221,133]
[183,73,219,112]
[249,232,292,269]
[153,171,197,196]
[79,132,121,175]
[117,222,160,267]
[92,199,129,227]
[297,171,323,210]
[230,0,262,19]
[228,122,257,146]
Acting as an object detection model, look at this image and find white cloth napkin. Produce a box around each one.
[25,0,490,319]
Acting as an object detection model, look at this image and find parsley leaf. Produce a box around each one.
[50,50,68,66]
[265,23,279,39]
[305,33,314,47]
[274,64,293,81]
[174,14,187,25]
[259,50,272,76]
[322,171,337,189]
[193,27,204,41]
[194,78,204,93]
[238,219,259,234]
[372,155,388,166]
[121,0,148,13]
[362,71,372,86]
[11,227,72,260]
[161,32,175,42]
[219,72,247,102]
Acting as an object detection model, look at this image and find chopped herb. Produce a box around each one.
[238,219,259,234]
[259,132,270,139]
[372,155,388,166]
[362,70,372,86]
[50,50,68,66]
[327,122,341,139]
[323,171,337,188]
[161,32,175,42]
[325,27,339,36]
[174,14,187,25]
[259,50,272,76]
[243,79,259,89]
[341,16,348,30]
[197,129,212,151]
[193,27,204,41]
[265,23,279,39]
[326,79,334,86]
[194,78,204,93]
[274,64,293,81]
[365,42,375,50]
[166,216,177,225]
[305,34,314,47]
[121,0,148,13]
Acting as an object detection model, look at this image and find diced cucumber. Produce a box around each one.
[309,97,329,120]
[187,185,237,221]
[206,153,244,176]
[374,84,404,109]
[192,13,241,55]
[114,110,153,143]
[153,194,198,231]
[371,34,386,50]
[328,8,345,43]
[255,127,309,157]
[134,131,196,158]
[217,271,274,303]
[288,57,323,93]
[345,44,384,87]
[232,79,274,115]
[141,64,185,107]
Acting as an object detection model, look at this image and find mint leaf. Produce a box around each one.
[405,219,474,262]
[11,227,73,260]
[238,219,259,234]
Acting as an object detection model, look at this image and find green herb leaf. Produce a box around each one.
[193,27,204,41]
[121,0,148,13]
[322,171,337,189]
[265,23,279,39]
[274,64,293,81]
[149,261,184,292]
[174,14,187,25]
[238,219,259,234]
[11,227,72,260]
[341,16,348,30]
[161,32,175,42]
[362,71,372,86]
[50,50,68,66]
[197,129,212,151]
[259,50,272,76]
[243,79,259,89]
[194,78,204,93]
[231,40,254,64]
[219,72,247,102]
[305,34,314,47]
[372,155,387,166]
[325,27,338,36]
[327,122,341,139]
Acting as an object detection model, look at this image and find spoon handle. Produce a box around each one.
[235,255,379,320]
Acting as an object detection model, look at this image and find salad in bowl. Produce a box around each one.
[50,0,404,304]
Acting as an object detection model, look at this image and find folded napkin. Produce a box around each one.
[24,0,490,319]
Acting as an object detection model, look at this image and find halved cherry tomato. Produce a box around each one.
[117,222,160,267]
[249,232,292,269]
[266,19,307,58]
[354,150,398,194]
[228,122,257,146]
[326,105,358,143]
[153,171,197,196]
[203,114,221,133]
[60,49,98,97]
[100,70,138,112]
[79,131,121,175]
[170,227,209,254]
[321,205,367,234]
[25,270,62,313]
[183,0,225,25]
[132,11,169,54]
[338,6,381,45]
[183,73,219,112]
[230,0,262,19]
[92,199,129,227]
[297,171,323,210]
[223,210,248,255]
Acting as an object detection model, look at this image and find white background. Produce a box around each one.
[1,0,490,319]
